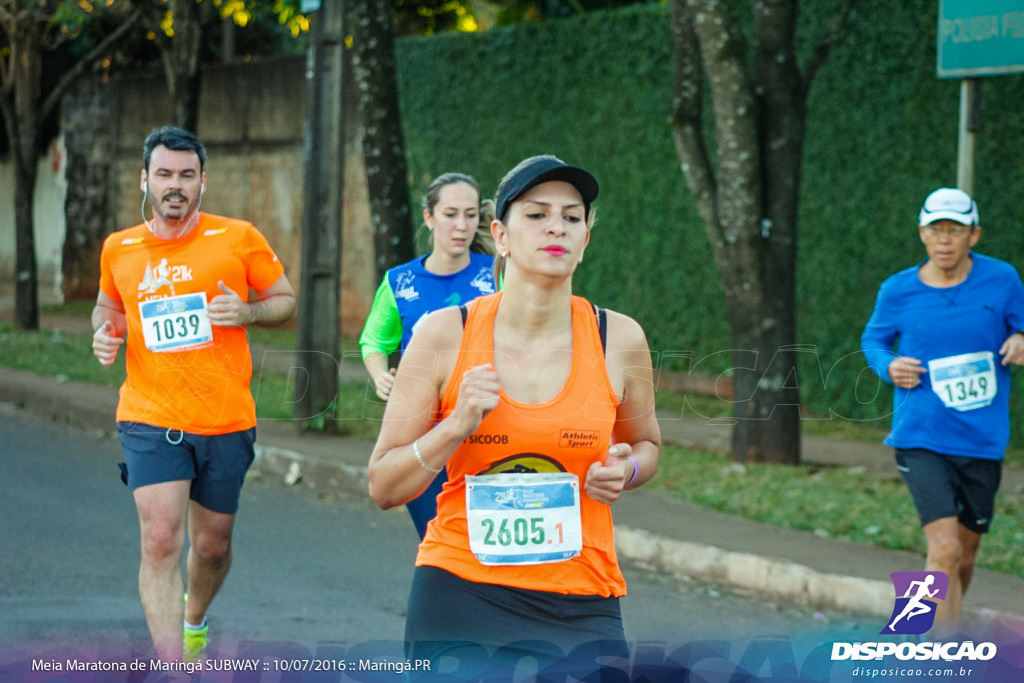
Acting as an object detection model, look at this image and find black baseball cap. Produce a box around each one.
[495,155,599,222]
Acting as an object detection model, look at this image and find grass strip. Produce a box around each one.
[650,445,1024,578]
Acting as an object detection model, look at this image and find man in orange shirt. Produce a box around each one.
[91,126,296,662]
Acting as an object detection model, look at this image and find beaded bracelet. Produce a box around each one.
[413,440,441,474]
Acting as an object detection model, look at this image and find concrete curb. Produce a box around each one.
[253,443,369,494]
[0,370,116,432]
[615,527,892,617]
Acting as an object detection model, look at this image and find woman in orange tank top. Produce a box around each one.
[367,155,662,678]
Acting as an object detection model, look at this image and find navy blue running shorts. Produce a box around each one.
[895,448,1002,534]
[406,468,447,540]
[117,421,256,514]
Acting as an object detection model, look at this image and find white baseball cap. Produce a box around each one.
[918,188,979,226]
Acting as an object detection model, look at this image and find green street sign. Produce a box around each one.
[938,0,1024,78]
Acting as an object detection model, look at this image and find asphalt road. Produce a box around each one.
[0,404,878,675]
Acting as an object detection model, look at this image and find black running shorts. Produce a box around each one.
[404,565,628,680]
[895,448,1002,533]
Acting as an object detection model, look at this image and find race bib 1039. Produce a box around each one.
[139,292,214,353]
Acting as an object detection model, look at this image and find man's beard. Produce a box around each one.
[150,192,197,221]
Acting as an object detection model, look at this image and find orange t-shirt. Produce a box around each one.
[98,213,285,434]
[416,292,626,597]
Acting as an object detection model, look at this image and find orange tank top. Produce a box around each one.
[415,291,626,597]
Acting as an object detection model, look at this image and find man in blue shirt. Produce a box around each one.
[861,187,1024,635]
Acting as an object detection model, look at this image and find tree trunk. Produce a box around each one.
[61,76,115,301]
[160,0,205,132]
[669,0,855,463]
[13,151,40,331]
[5,13,44,331]
[742,0,806,464]
[727,303,801,464]
[670,0,802,464]
[349,0,416,280]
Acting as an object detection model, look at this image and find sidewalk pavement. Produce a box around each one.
[4,359,1024,632]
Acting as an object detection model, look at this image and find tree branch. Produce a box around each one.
[0,7,17,94]
[802,0,858,93]
[40,8,142,122]
[685,0,761,250]
[130,0,171,52]
[669,0,718,238]
[0,2,33,26]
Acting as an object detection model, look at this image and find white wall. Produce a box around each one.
[0,134,68,304]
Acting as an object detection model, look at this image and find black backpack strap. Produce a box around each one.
[592,302,607,355]
[459,304,468,327]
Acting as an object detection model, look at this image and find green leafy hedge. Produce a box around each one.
[395,0,1024,438]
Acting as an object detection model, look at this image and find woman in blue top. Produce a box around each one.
[360,172,496,537]
[861,187,1024,635]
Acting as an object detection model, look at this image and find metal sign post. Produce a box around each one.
[956,79,979,195]
[937,1,1024,195]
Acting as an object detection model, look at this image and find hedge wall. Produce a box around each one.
[395,0,1024,436]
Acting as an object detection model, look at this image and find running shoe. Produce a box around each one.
[182,594,209,662]
[183,623,209,662]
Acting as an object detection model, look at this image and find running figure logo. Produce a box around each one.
[880,571,949,635]
[138,258,176,296]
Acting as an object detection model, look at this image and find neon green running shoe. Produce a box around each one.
[183,623,209,662]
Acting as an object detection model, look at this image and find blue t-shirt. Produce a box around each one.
[360,252,495,357]
[861,253,1024,460]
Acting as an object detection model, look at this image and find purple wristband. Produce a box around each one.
[626,454,640,487]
